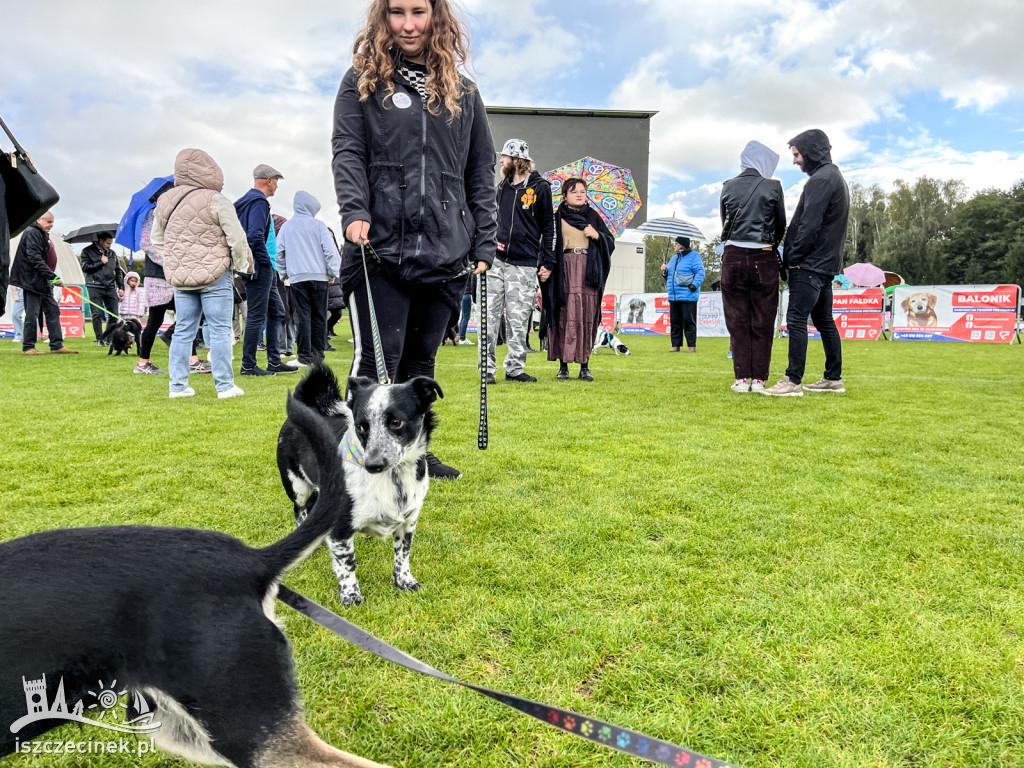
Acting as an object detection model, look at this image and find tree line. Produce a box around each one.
[644,177,1024,292]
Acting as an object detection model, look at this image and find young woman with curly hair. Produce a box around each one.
[332,0,497,480]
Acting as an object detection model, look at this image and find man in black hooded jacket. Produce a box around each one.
[763,129,849,397]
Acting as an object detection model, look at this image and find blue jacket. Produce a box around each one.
[233,189,272,275]
[278,191,341,284]
[664,249,705,301]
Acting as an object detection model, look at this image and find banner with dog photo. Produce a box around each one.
[618,292,731,336]
[618,292,670,334]
[890,284,1020,343]
[780,288,884,340]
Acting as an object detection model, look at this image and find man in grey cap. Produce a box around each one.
[234,163,295,375]
[486,138,554,383]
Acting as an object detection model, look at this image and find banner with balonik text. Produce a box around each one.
[780,287,884,340]
[890,284,1020,343]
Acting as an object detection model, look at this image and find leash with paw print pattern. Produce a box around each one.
[278,586,737,767]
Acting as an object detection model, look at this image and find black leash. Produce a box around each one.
[277,586,738,768]
[477,270,488,450]
[359,240,390,385]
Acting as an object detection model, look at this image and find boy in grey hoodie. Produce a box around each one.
[277,191,342,366]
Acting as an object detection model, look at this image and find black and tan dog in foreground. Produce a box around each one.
[0,397,390,768]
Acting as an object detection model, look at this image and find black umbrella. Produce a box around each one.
[64,223,119,244]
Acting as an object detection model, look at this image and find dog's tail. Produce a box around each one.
[292,362,346,417]
[260,394,352,580]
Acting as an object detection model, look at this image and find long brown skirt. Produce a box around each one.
[548,251,599,365]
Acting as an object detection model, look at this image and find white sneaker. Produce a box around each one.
[458,339,473,345]
[283,359,300,368]
[218,384,245,399]
[749,379,766,392]
[169,387,196,399]
[730,378,751,393]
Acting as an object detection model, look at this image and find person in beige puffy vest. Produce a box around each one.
[152,148,253,399]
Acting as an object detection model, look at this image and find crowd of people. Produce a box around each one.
[3,0,853,482]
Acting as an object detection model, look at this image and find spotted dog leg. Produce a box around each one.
[392,511,420,592]
[327,534,363,606]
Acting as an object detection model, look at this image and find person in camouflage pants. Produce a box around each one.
[487,138,555,383]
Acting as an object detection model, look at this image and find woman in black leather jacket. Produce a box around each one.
[332,0,497,479]
[719,140,786,393]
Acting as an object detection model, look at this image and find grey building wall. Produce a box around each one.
[485,108,654,227]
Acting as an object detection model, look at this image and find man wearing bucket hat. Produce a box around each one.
[487,138,554,384]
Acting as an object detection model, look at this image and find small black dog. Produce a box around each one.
[102,318,143,356]
[277,363,441,607]
[0,398,389,768]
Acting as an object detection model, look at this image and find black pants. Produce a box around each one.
[327,308,343,336]
[22,289,63,350]
[87,284,120,340]
[291,280,328,365]
[669,300,697,347]
[722,246,780,381]
[139,299,199,360]
[346,273,452,384]
[785,269,842,384]
[242,268,285,369]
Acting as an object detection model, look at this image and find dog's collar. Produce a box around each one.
[339,426,365,468]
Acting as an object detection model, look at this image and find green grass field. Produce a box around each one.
[1,327,1023,768]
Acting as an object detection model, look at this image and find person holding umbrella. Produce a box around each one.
[332,0,497,479]
[539,178,614,380]
[661,236,705,353]
[80,232,125,345]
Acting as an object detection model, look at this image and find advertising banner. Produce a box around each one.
[696,292,729,337]
[601,295,616,331]
[891,284,1020,343]
[780,288,884,340]
[618,293,670,335]
[619,292,730,337]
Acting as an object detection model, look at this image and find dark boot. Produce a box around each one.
[556,362,569,381]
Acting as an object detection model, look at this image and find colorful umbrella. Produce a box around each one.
[543,156,642,237]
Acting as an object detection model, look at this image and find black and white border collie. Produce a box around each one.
[277,364,441,607]
[593,327,631,356]
[0,397,390,768]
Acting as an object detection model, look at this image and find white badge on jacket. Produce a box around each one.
[393,93,412,109]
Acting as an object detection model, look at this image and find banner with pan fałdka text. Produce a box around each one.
[780,288,884,340]
[891,284,1020,343]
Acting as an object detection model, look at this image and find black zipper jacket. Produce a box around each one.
[80,242,126,289]
[495,170,554,268]
[783,129,850,275]
[332,65,497,285]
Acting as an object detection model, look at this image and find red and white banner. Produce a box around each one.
[618,292,730,337]
[891,284,1020,343]
[601,294,616,331]
[780,287,884,340]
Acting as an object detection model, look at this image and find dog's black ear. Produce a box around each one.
[346,376,375,406]
[409,377,443,411]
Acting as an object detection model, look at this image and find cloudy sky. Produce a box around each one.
[4,0,1023,245]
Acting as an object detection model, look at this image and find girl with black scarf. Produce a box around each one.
[538,178,614,381]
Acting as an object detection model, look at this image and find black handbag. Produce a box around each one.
[0,115,60,237]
